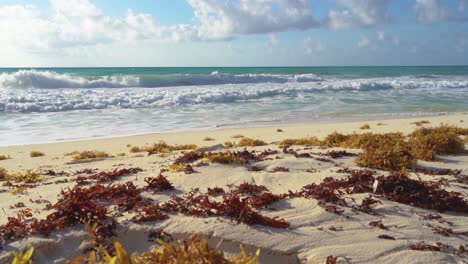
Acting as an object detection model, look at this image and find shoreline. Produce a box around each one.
[1,111,466,149]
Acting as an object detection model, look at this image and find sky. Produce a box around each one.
[0,0,467,67]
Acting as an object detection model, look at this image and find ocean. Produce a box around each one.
[1,66,467,146]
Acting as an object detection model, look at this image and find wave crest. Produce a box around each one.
[0,70,140,89]
[0,70,325,89]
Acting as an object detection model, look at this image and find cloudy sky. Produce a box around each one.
[0,0,467,67]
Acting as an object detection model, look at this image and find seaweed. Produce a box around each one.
[0,154,11,160]
[88,167,142,183]
[378,234,396,240]
[156,190,289,228]
[419,213,453,226]
[144,174,175,192]
[353,196,381,215]
[356,134,416,171]
[168,164,196,174]
[235,183,268,194]
[28,182,149,237]
[203,137,215,141]
[29,151,45,157]
[360,124,370,130]
[427,224,453,237]
[326,255,338,264]
[207,187,225,196]
[70,234,259,264]
[272,166,289,172]
[41,169,68,176]
[9,170,43,184]
[218,193,290,228]
[408,125,465,161]
[324,150,358,159]
[131,141,198,155]
[231,134,244,138]
[203,150,258,164]
[318,201,345,215]
[276,128,283,132]
[277,137,321,148]
[237,137,267,147]
[248,165,264,172]
[369,220,387,229]
[173,151,204,164]
[0,166,8,181]
[322,132,349,147]
[410,241,445,252]
[0,209,32,241]
[411,120,430,126]
[71,150,111,161]
[248,192,287,208]
[415,167,462,176]
[375,174,468,213]
[131,205,169,223]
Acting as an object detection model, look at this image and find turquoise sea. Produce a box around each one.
[0,66,467,146]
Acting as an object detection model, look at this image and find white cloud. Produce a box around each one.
[0,1,165,51]
[50,0,100,17]
[357,36,370,47]
[185,0,318,40]
[414,0,450,23]
[326,0,390,30]
[377,30,385,41]
[304,37,325,54]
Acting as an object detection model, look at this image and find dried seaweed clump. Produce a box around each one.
[235,183,268,194]
[408,126,465,161]
[29,151,45,157]
[355,134,416,172]
[236,137,267,147]
[0,166,8,181]
[322,132,349,147]
[71,150,111,161]
[0,209,33,241]
[168,163,196,174]
[9,169,43,183]
[360,124,370,130]
[375,174,468,213]
[28,182,147,237]
[0,154,11,160]
[144,174,175,192]
[411,120,430,126]
[68,235,259,264]
[277,137,321,148]
[203,150,257,164]
[129,141,198,154]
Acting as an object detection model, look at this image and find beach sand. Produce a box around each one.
[0,113,467,263]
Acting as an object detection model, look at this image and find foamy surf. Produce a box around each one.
[0,67,467,145]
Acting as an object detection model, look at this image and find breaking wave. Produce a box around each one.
[0,70,324,89]
[0,70,467,113]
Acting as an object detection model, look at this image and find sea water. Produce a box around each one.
[0,66,467,146]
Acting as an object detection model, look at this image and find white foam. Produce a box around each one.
[0,71,467,113]
[0,70,140,89]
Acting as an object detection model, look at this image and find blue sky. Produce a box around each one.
[0,0,467,66]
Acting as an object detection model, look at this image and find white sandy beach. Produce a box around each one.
[0,113,467,263]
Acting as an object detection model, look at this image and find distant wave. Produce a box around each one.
[1,73,468,113]
[0,70,324,89]
[0,70,140,89]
